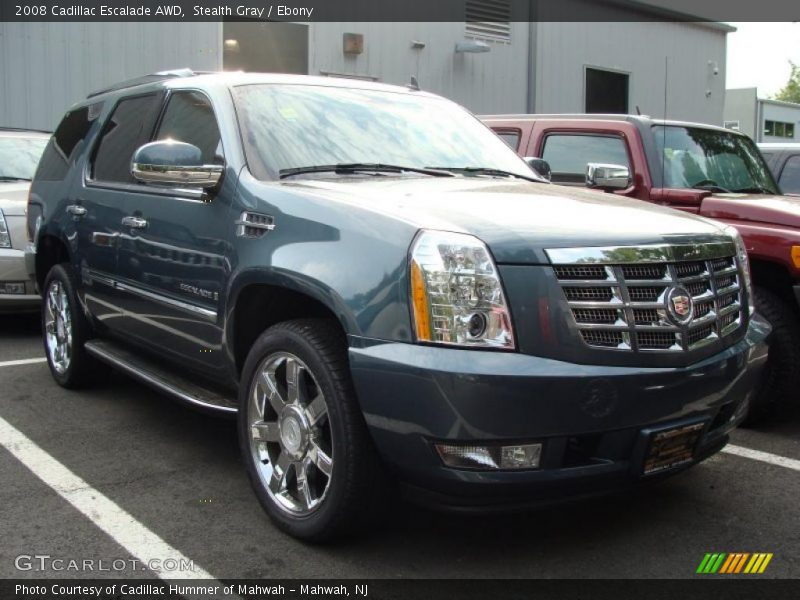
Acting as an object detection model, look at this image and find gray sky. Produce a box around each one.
[726,22,800,97]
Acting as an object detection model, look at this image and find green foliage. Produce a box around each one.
[775,61,800,104]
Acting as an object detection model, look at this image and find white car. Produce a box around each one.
[0,128,50,312]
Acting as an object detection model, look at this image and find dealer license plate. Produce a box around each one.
[642,422,705,475]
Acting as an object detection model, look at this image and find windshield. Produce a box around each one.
[653,125,779,194]
[232,84,536,181]
[0,136,49,180]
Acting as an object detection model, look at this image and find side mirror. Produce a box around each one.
[525,157,551,181]
[586,163,631,191]
[131,141,223,189]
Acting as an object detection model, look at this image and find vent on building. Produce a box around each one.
[465,0,512,43]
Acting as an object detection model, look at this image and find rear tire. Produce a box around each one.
[744,286,800,425]
[41,264,96,388]
[238,319,384,541]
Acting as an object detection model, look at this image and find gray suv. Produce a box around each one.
[28,71,769,541]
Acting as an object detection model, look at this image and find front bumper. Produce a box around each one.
[0,247,39,311]
[349,315,770,510]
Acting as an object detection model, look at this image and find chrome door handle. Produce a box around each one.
[66,204,87,217]
[121,216,148,229]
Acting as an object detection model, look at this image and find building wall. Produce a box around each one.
[760,101,800,143]
[723,87,758,138]
[307,22,531,115]
[534,21,728,124]
[0,22,221,130]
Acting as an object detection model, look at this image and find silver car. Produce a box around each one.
[0,128,50,312]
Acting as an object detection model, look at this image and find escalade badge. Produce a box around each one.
[666,286,694,324]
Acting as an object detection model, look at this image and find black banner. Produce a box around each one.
[1,0,800,23]
[2,579,799,600]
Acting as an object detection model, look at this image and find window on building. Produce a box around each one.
[541,134,630,184]
[92,93,164,184]
[585,68,629,114]
[156,91,223,164]
[779,155,800,194]
[465,0,511,42]
[764,120,795,139]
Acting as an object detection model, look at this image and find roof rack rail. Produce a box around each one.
[87,68,199,99]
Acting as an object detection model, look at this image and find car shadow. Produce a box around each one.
[0,312,40,337]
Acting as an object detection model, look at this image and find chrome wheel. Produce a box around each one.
[44,280,73,375]
[248,352,333,516]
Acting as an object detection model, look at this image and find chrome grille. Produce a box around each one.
[550,243,745,353]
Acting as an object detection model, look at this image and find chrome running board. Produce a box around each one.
[84,339,237,415]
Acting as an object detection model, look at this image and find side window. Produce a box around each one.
[92,93,163,184]
[155,91,223,164]
[542,134,630,184]
[494,129,521,151]
[779,155,800,194]
[35,103,102,181]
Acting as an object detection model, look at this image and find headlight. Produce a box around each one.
[724,225,753,314]
[0,209,11,249]
[409,230,515,349]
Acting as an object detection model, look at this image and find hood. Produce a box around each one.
[0,182,31,216]
[284,176,729,264]
[702,193,800,229]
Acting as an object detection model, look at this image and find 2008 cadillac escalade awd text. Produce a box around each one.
[27,72,770,541]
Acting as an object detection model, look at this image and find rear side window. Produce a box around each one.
[92,93,163,184]
[542,134,630,184]
[35,103,102,181]
[494,130,521,151]
[779,155,800,194]
[155,91,223,163]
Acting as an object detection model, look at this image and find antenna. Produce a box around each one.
[408,76,420,91]
[661,56,668,189]
[636,105,641,116]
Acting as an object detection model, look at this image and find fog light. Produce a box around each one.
[0,282,25,295]
[435,442,542,470]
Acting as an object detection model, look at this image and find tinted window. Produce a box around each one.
[495,131,520,151]
[0,137,48,180]
[542,134,630,183]
[779,155,800,194]
[35,104,101,181]
[155,91,222,163]
[92,94,163,183]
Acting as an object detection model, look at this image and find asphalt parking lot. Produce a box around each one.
[1,312,798,580]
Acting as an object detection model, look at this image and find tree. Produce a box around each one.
[775,61,800,104]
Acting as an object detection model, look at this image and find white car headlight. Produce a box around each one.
[0,209,11,249]
[409,230,515,349]
[724,225,753,314]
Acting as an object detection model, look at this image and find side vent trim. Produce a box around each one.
[236,211,275,238]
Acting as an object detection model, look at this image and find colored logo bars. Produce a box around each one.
[696,553,773,574]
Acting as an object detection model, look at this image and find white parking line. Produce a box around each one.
[0,357,47,368]
[0,414,221,582]
[723,444,800,472]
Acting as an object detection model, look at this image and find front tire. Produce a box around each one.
[238,319,382,541]
[744,286,800,424]
[41,264,95,388]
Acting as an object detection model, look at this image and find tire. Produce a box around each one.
[41,263,96,388]
[744,286,800,425]
[237,319,383,541]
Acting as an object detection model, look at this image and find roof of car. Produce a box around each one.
[478,113,738,135]
[87,69,437,101]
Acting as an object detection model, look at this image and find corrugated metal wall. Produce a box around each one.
[308,22,531,115]
[534,21,728,124]
[0,22,221,130]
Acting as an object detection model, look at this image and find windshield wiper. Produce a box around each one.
[279,163,454,179]
[426,166,542,183]
[0,176,31,182]
[691,184,732,194]
[731,185,775,195]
